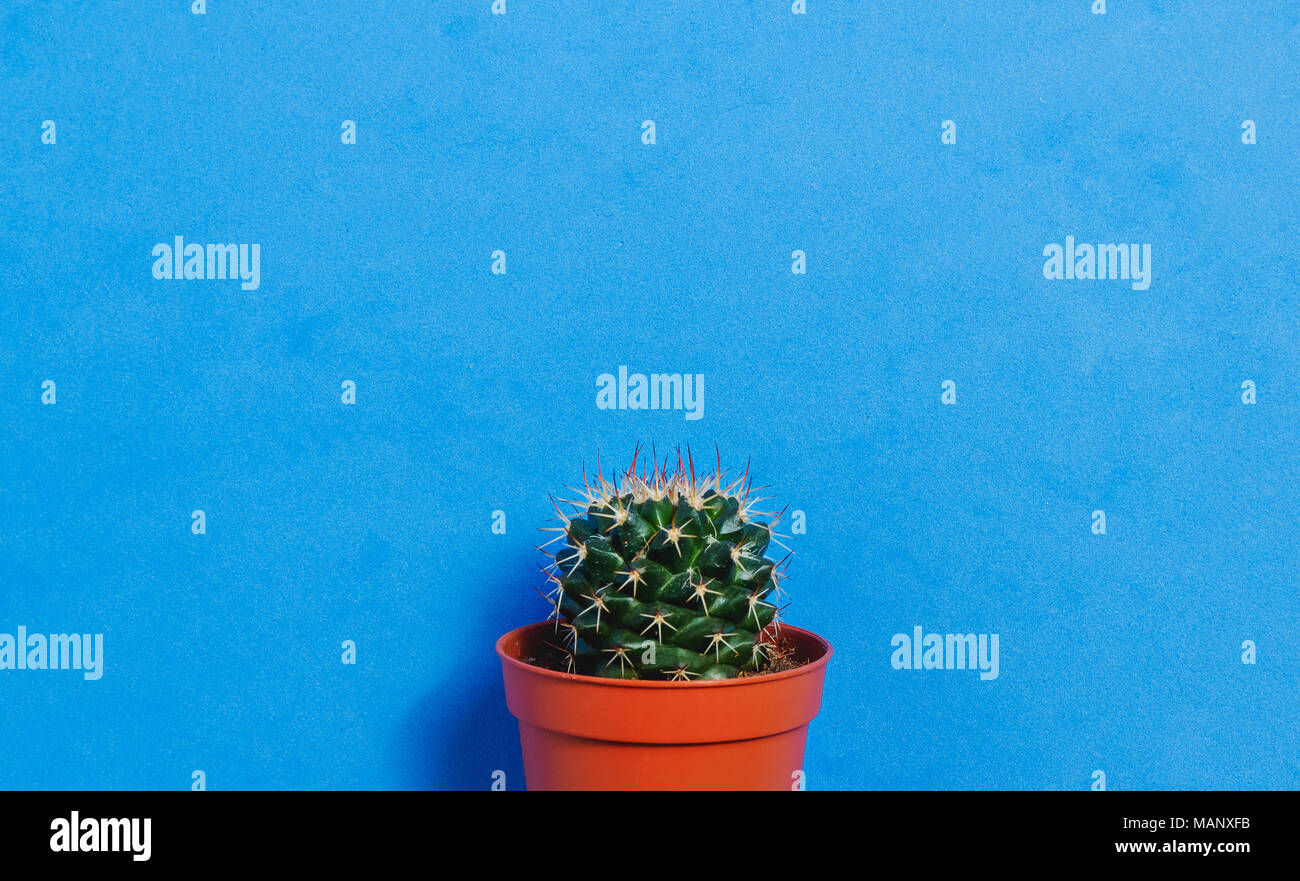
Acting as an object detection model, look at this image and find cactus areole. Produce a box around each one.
[496,450,832,790]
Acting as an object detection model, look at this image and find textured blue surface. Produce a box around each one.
[1,1,1297,790]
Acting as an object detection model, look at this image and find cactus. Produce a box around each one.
[540,449,788,681]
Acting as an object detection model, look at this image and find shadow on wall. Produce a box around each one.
[396,668,524,791]
[391,546,541,791]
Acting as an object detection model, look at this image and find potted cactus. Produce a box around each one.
[496,450,832,790]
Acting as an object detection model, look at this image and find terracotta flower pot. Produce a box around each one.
[496,621,832,791]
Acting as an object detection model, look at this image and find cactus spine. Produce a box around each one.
[541,450,787,680]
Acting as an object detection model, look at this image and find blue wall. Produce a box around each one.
[1,1,1296,790]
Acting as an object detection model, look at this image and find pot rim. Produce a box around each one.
[496,620,832,689]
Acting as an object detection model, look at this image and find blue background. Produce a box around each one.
[2,1,1297,790]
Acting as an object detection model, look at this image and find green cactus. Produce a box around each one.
[541,450,788,681]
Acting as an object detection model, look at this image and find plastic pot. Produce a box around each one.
[496,621,832,791]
